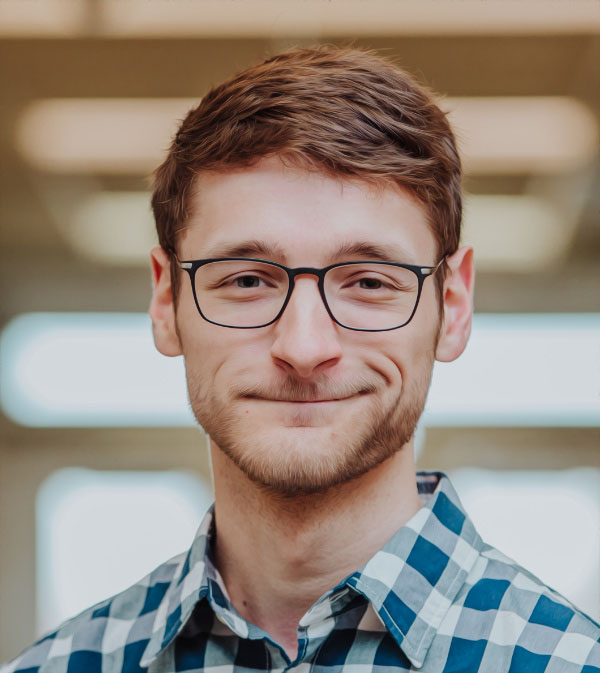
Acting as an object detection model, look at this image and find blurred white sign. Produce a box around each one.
[36,469,212,635]
[1,312,599,427]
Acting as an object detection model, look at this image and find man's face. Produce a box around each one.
[162,158,444,495]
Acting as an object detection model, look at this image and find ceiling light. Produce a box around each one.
[17,97,597,176]
[445,97,598,174]
[0,0,85,36]
[64,192,156,265]
[3,0,600,37]
[16,99,196,174]
[61,192,573,272]
[99,0,600,37]
[462,195,575,272]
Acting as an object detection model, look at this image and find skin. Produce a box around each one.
[150,156,474,659]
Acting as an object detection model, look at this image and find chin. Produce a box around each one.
[218,437,373,496]
[207,404,418,497]
[191,368,431,497]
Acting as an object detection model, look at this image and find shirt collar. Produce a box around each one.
[141,472,482,668]
[346,472,483,668]
[140,508,215,667]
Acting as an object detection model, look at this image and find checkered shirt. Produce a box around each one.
[3,472,599,672]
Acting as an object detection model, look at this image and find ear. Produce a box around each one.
[435,246,474,363]
[149,246,183,357]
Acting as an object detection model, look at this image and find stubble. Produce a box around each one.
[186,364,433,497]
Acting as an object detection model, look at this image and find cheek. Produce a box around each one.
[372,317,439,386]
[178,320,272,387]
[176,312,226,385]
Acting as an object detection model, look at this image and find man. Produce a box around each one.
[3,46,599,673]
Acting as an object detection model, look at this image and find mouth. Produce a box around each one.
[243,391,371,404]
[281,398,344,404]
[245,396,342,402]
[238,389,375,428]
[238,383,376,404]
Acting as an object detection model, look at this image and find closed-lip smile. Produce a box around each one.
[249,396,354,404]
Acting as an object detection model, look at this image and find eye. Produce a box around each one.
[235,275,263,288]
[358,277,384,290]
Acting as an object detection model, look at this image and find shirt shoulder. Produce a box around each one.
[438,543,600,671]
[0,552,185,673]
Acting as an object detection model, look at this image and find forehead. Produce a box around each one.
[180,157,437,264]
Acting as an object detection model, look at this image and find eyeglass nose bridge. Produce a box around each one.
[276,266,334,324]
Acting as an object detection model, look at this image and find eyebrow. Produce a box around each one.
[200,240,289,262]
[329,241,413,264]
[194,239,414,265]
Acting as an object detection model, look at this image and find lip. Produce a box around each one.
[245,396,353,404]
[283,399,342,404]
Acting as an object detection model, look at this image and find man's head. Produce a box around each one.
[149,46,473,496]
[151,46,462,303]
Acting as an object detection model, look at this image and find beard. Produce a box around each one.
[186,363,434,498]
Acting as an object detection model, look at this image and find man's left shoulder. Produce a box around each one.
[452,543,600,670]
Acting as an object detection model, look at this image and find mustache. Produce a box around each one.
[234,375,382,402]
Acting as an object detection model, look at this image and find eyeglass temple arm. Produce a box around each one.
[420,256,446,276]
[164,247,191,270]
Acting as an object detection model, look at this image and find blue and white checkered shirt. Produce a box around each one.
[3,472,599,672]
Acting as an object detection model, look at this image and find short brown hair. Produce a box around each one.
[151,46,462,299]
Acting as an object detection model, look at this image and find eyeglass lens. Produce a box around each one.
[193,260,420,329]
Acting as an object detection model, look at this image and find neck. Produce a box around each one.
[210,441,422,659]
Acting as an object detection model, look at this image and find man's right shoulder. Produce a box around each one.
[0,552,185,673]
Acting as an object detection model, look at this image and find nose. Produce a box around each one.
[270,275,343,379]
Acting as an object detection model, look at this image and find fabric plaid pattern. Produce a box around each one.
[3,472,599,672]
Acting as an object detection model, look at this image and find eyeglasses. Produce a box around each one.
[175,256,444,331]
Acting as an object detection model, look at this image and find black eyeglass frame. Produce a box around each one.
[174,255,445,332]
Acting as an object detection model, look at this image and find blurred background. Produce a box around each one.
[1,0,599,660]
